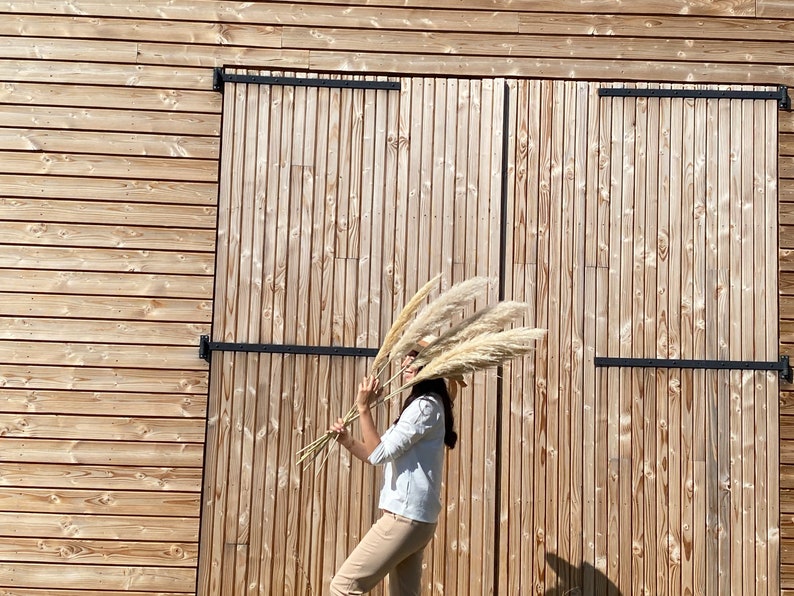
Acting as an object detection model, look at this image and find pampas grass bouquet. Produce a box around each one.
[296,275,546,468]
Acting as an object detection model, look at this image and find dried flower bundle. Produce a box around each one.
[411,327,546,383]
[342,326,546,428]
[371,273,441,378]
[296,276,544,468]
[411,301,529,368]
[388,276,490,361]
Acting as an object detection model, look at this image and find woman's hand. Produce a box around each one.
[330,417,352,449]
[356,376,381,411]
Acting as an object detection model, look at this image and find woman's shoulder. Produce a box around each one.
[410,392,444,416]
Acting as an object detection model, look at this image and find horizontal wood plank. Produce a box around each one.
[0,246,214,276]
[0,151,217,182]
[0,14,284,44]
[782,134,794,157]
[7,6,789,40]
[0,175,217,205]
[0,415,205,443]
[782,464,794,489]
[307,50,794,85]
[0,293,211,323]
[283,26,792,64]
[0,463,201,493]
[757,0,794,18]
[0,487,200,516]
[0,59,214,91]
[0,561,194,591]
[0,6,518,32]
[517,12,794,40]
[0,364,208,393]
[782,321,794,345]
[0,35,138,62]
[0,197,216,230]
[0,537,198,567]
[781,249,794,273]
[783,112,794,134]
[0,82,220,113]
[0,317,209,345]
[0,438,202,467]
[0,390,206,418]
[780,271,794,295]
[0,270,212,299]
[0,198,216,228]
[0,341,206,371]
[784,155,794,178]
[0,0,756,17]
[0,589,193,596]
[0,105,220,136]
[0,128,218,159]
[0,222,215,251]
[783,391,794,416]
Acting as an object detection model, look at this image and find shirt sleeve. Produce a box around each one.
[368,396,443,465]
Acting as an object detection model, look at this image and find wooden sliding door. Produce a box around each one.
[501,81,780,596]
[199,71,506,595]
[202,73,781,595]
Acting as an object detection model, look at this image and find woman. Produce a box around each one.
[328,350,458,595]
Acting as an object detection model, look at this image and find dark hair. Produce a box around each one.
[396,377,457,449]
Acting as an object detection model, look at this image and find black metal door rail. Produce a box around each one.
[598,85,790,109]
[594,355,792,382]
[199,335,378,362]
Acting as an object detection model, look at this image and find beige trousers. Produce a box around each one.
[329,511,437,595]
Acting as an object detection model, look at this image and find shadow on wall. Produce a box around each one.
[545,553,622,596]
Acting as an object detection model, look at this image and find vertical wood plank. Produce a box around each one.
[593,86,612,595]
[691,93,707,596]
[740,96,756,596]
[581,81,599,593]
[543,79,563,594]
[752,97,769,596]
[569,81,588,591]
[533,78,552,596]
[643,87,660,596]
[630,90,647,596]
[715,94,732,596]
[704,94,721,596]
[555,80,575,593]
[618,89,635,596]
[606,87,623,594]
[679,92,696,596]
[229,80,264,592]
[500,77,519,595]
[765,95,781,596]
[470,77,488,596]
[728,94,745,596]
[655,89,672,596]
[667,93,684,596]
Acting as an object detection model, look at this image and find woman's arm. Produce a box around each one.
[330,376,382,462]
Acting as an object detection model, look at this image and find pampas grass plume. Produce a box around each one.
[389,276,490,361]
[411,327,546,384]
[371,273,441,377]
[412,301,529,368]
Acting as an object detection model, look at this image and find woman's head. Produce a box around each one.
[401,350,420,384]
[398,352,458,449]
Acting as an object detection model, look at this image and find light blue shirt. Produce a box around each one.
[367,393,445,523]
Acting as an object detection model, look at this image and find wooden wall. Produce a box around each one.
[0,1,792,594]
[780,108,794,594]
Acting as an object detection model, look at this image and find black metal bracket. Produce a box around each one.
[599,85,790,110]
[199,335,378,362]
[213,68,401,93]
[594,355,792,382]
